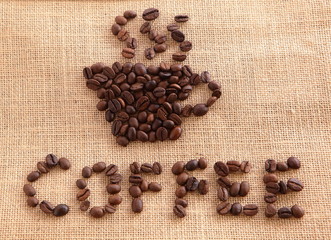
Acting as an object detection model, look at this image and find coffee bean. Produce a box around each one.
[149,182,162,192]
[140,21,151,34]
[108,99,122,113]
[182,104,193,117]
[92,162,106,172]
[173,205,186,218]
[217,176,232,188]
[86,79,101,91]
[129,185,142,198]
[172,52,187,62]
[140,180,149,192]
[23,184,36,196]
[152,162,162,175]
[206,96,218,107]
[243,204,258,216]
[186,159,198,171]
[40,200,54,214]
[175,173,188,186]
[155,34,167,44]
[122,48,135,59]
[208,81,221,91]
[193,104,208,116]
[287,178,304,191]
[132,198,143,213]
[76,179,87,189]
[80,200,90,211]
[265,204,277,217]
[175,198,188,208]
[129,174,143,184]
[116,136,129,146]
[154,43,167,53]
[167,23,179,31]
[83,67,93,79]
[179,41,192,52]
[227,160,241,172]
[109,173,123,184]
[124,10,137,19]
[171,30,185,42]
[106,184,121,194]
[142,8,159,20]
[279,180,287,194]
[77,189,90,201]
[239,181,250,196]
[104,204,116,214]
[58,157,71,170]
[117,29,129,41]
[175,186,187,198]
[172,161,186,175]
[197,157,207,169]
[264,192,277,203]
[46,154,58,168]
[53,204,69,217]
[136,96,150,111]
[216,202,231,215]
[27,197,39,207]
[37,161,50,173]
[240,161,252,173]
[145,48,155,60]
[265,159,277,172]
[263,173,278,184]
[148,29,158,40]
[278,207,293,218]
[277,162,288,171]
[175,15,189,22]
[129,117,139,128]
[229,182,240,197]
[105,110,115,123]
[287,157,301,169]
[109,195,122,205]
[111,24,122,35]
[291,204,305,218]
[200,71,211,83]
[90,206,105,218]
[185,177,199,191]
[265,182,280,194]
[141,163,153,173]
[126,37,137,49]
[214,161,229,177]
[156,127,168,141]
[130,162,140,174]
[198,180,209,195]
[115,16,127,25]
[82,166,92,178]
[91,63,105,74]
[96,100,108,111]
[217,187,229,201]
[112,120,122,136]
[27,171,40,182]
[231,203,242,216]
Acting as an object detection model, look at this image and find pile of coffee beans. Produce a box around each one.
[84,61,221,146]
[129,162,162,213]
[76,162,122,218]
[23,154,71,217]
[214,160,258,216]
[172,158,209,218]
[263,157,305,218]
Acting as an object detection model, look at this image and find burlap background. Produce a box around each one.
[1,0,330,239]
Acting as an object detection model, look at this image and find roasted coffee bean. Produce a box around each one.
[175,198,188,208]
[175,14,189,22]
[243,204,258,216]
[136,96,150,111]
[265,204,277,217]
[145,48,155,60]
[239,181,250,196]
[171,30,185,42]
[154,43,167,53]
[167,23,180,31]
[117,29,129,41]
[27,171,40,182]
[263,173,278,184]
[53,204,69,217]
[27,197,39,207]
[172,52,187,62]
[86,79,101,90]
[175,186,187,198]
[149,182,162,192]
[129,185,142,198]
[200,71,211,83]
[140,21,151,34]
[108,99,122,113]
[126,37,137,49]
[265,182,280,194]
[96,100,108,111]
[106,184,121,194]
[152,162,162,175]
[217,176,232,188]
[129,174,143,184]
[77,189,90,201]
[137,130,148,141]
[92,162,106,172]
[104,204,116,214]
[23,184,36,196]
[189,73,200,85]
[142,8,159,21]
[227,160,241,172]
[129,162,140,174]
[46,154,58,168]
[83,67,93,79]
[105,164,119,176]
[197,157,208,169]
[229,182,240,197]
[216,202,231,215]
[103,66,116,79]
[156,127,168,141]
[240,161,252,173]
[129,117,139,128]
[186,159,199,171]
[214,161,229,177]
[265,159,277,172]
[173,205,186,218]
[117,112,129,122]
[278,207,293,218]
[198,180,209,195]
[115,16,127,25]
[40,201,54,214]
[264,192,277,203]
[277,162,288,171]
[155,34,167,44]
[80,200,90,211]
[208,81,221,91]
[287,157,301,169]
[82,166,92,178]
[108,195,122,205]
[206,96,218,107]
[176,172,189,186]
[179,40,192,52]
[122,48,135,58]
[140,180,149,192]
[125,105,136,115]
[148,29,158,40]
[116,136,129,146]
[76,179,87,189]
[291,204,305,218]
[172,102,182,115]
[231,203,242,216]
[90,206,105,218]
[105,110,115,122]
[124,10,137,19]
[279,180,287,194]
[111,23,122,35]
[132,198,143,213]
[185,177,199,191]
[112,120,122,136]
[287,178,304,191]
[182,104,193,117]
[169,113,182,125]
[91,63,104,74]
[58,158,71,170]
[217,187,229,201]
[141,163,153,173]
[37,161,50,173]
[193,104,208,116]
[109,173,123,184]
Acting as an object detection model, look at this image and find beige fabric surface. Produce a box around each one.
[1,0,331,239]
